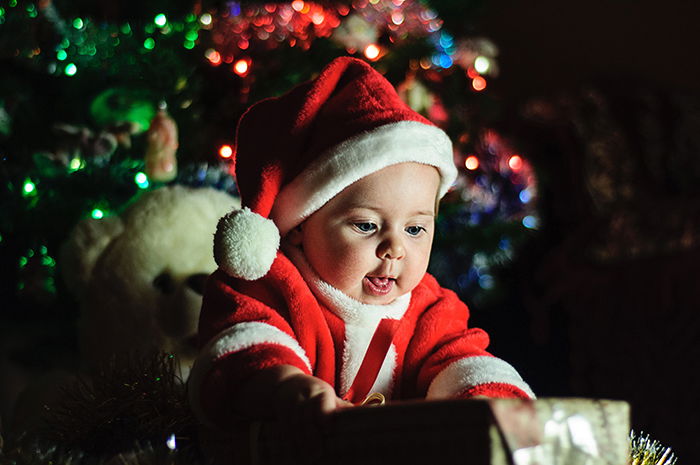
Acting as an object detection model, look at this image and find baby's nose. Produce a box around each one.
[377,235,406,260]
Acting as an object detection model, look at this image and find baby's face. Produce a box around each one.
[291,162,440,304]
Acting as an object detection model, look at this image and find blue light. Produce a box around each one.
[229,2,241,16]
[478,274,495,289]
[519,188,532,203]
[439,33,454,49]
[522,215,539,229]
[439,54,453,69]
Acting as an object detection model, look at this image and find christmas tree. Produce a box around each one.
[0,0,539,319]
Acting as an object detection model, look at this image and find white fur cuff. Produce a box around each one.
[426,356,536,400]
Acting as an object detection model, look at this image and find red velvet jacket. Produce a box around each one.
[189,251,534,425]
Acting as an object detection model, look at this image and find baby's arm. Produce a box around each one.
[234,365,351,461]
[233,364,349,420]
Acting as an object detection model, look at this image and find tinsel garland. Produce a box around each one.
[0,353,202,465]
[630,431,677,465]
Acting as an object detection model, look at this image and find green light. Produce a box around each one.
[0,7,6,17]
[185,13,196,23]
[68,157,84,171]
[9,0,17,7]
[185,30,198,41]
[134,172,150,189]
[183,40,195,50]
[19,256,28,267]
[27,249,34,257]
[56,49,67,60]
[154,13,167,27]
[121,23,132,35]
[64,63,77,76]
[144,38,155,50]
[91,208,104,219]
[40,245,47,254]
[73,17,84,29]
[61,38,70,48]
[22,179,36,196]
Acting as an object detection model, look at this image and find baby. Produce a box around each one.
[188,57,534,443]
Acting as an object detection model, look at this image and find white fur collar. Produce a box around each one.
[283,244,411,325]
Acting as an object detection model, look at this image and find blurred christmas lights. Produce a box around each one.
[218,144,234,159]
[472,76,486,91]
[233,58,250,76]
[364,44,380,60]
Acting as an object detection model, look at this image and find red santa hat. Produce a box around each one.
[215,56,457,280]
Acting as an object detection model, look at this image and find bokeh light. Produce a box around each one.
[472,76,486,91]
[465,155,479,170]
[219,144,234,159]
[364,44,380,60]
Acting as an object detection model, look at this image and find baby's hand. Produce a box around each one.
[273,373,351,462]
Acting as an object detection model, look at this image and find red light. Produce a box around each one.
[472,76,487,91]
[219,144,234,159]
[465,155,479,170]
[205,49,222,65]
[508,155,523,171]
[233,59,249,76]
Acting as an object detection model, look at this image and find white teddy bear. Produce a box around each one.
[60,185,239,379]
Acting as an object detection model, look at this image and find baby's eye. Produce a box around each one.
[405,225,426,236]
[354,222,377,233]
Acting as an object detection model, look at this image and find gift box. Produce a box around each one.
[204,398,630,465]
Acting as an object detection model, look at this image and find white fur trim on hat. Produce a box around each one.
[214,207,280,280]
[270,120,457,235]
[426,356,536,400]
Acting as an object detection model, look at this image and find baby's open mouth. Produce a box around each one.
[364,276,396,296]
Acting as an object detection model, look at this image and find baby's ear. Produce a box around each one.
[285,223,304,246]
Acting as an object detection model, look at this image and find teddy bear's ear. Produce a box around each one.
[59,215,125,299]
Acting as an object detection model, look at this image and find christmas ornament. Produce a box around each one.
[144,105,179,183]
[90,88,157,133]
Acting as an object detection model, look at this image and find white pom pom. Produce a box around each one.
[214,207,280,280]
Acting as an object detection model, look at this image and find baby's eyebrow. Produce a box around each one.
[343,204,435,217]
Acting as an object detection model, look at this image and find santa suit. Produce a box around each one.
[189,248,534,425]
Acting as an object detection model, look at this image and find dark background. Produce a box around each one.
[471,1,700,462]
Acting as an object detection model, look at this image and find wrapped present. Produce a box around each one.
[203,398,630,465]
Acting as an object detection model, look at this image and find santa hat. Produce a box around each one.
[215,56,457,280]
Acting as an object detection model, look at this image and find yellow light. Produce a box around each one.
[200,13,212,25]
[219,144,234,159]
[508,155,523,171]
[474,56,490,74]
[465,156,479,170]
[364,44,380,61]
[233,59,249,76]
[472,76,486,91]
